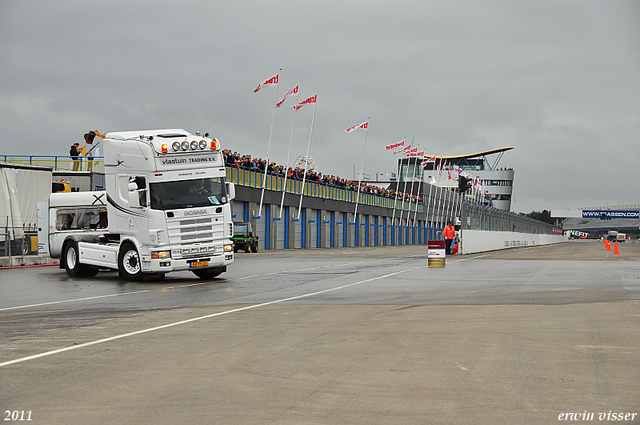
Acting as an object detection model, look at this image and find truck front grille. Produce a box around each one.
[167,216,225,246]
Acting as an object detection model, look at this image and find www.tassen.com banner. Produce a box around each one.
[582,210,640,219]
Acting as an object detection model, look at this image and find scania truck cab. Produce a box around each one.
[38,129,235,280]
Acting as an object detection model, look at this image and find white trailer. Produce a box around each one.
[38,129,235,280]
[1,163,52,255]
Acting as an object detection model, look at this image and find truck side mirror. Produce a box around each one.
[128,182,140,208]
[226,182,235,201]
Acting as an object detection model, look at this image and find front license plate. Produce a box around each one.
[189,260,209,268]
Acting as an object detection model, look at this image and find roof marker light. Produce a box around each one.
[161,144,168,153]
[210,140,220,150]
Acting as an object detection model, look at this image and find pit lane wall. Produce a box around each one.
[460,230,567,255]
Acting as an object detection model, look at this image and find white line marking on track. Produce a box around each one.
[0,253,480,368]
[0,263,429,368]
[0,259,380,312]
[0,289,154,312]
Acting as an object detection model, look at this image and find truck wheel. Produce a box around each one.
[21,236,31,255]
[63,241,99,277]
[63,241,82,277]
[245,245,251,253]
[118,243,143,281]
[251,244,258,253]
[192,267,225,279]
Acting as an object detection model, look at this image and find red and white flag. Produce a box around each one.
[425,156,436,163]
[394,144,412,154]
[385,140,405,151]
[254,73,279,93]
[276,84,299,107]
[345,121,368,133]
[292,94,317,110]
[407,150,425,157]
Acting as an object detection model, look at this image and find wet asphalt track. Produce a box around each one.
[1,240,639,424]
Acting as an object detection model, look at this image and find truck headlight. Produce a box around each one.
[223,244,234,252]
[151,250,171,259]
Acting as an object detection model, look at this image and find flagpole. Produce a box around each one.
[435,159,444,231]
[353,117,370,222]
[412,160,423,227]
[392,139,413,240]
[297,90,319,216]
[390,155,401,245]
[446,178,453,224]
[442,163,450,225]
[425,171,434,237]
[389,139,405,245]
[398,150,411,239]
[279,81,301,219]
[258,69,282,218]
[406,143,418,230]
[444,162,452,222]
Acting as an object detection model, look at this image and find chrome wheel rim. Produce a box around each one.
[66,246,77,269]
[122,249,140,275]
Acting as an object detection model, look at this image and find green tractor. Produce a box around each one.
[232,222,259,253]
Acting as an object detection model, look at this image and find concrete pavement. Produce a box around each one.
[1,241,638,424]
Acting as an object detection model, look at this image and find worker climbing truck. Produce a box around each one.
[37,129,235,280]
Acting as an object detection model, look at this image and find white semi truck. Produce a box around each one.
[37,129,235,280]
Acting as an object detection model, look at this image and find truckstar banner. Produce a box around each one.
[385,140,405,151]
[276,84,299,107]
[292,94,317,110]
[253,73,279,92]
[345,121,368,133]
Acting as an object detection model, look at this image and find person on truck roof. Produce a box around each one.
[70,143,81,171]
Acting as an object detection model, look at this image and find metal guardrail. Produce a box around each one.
[1,155,105,173]
[1,231,34,258]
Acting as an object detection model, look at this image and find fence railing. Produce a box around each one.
[1,227,36,258]
[1,155,105,173]
[226,166,424,213]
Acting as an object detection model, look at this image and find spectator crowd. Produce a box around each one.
[223,149,424,204]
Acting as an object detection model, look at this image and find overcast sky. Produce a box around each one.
[1,1,638,213]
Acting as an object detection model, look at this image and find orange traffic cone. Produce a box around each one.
[605,240,611,251]
[613,240,620,255]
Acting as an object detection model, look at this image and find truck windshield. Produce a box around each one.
[149,177,227,210]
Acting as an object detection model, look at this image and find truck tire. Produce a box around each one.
[118,243,143,281]
[251,243,258,253]
[21,236,31,256]
[63,241,98,278]
[192,267,225,279]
